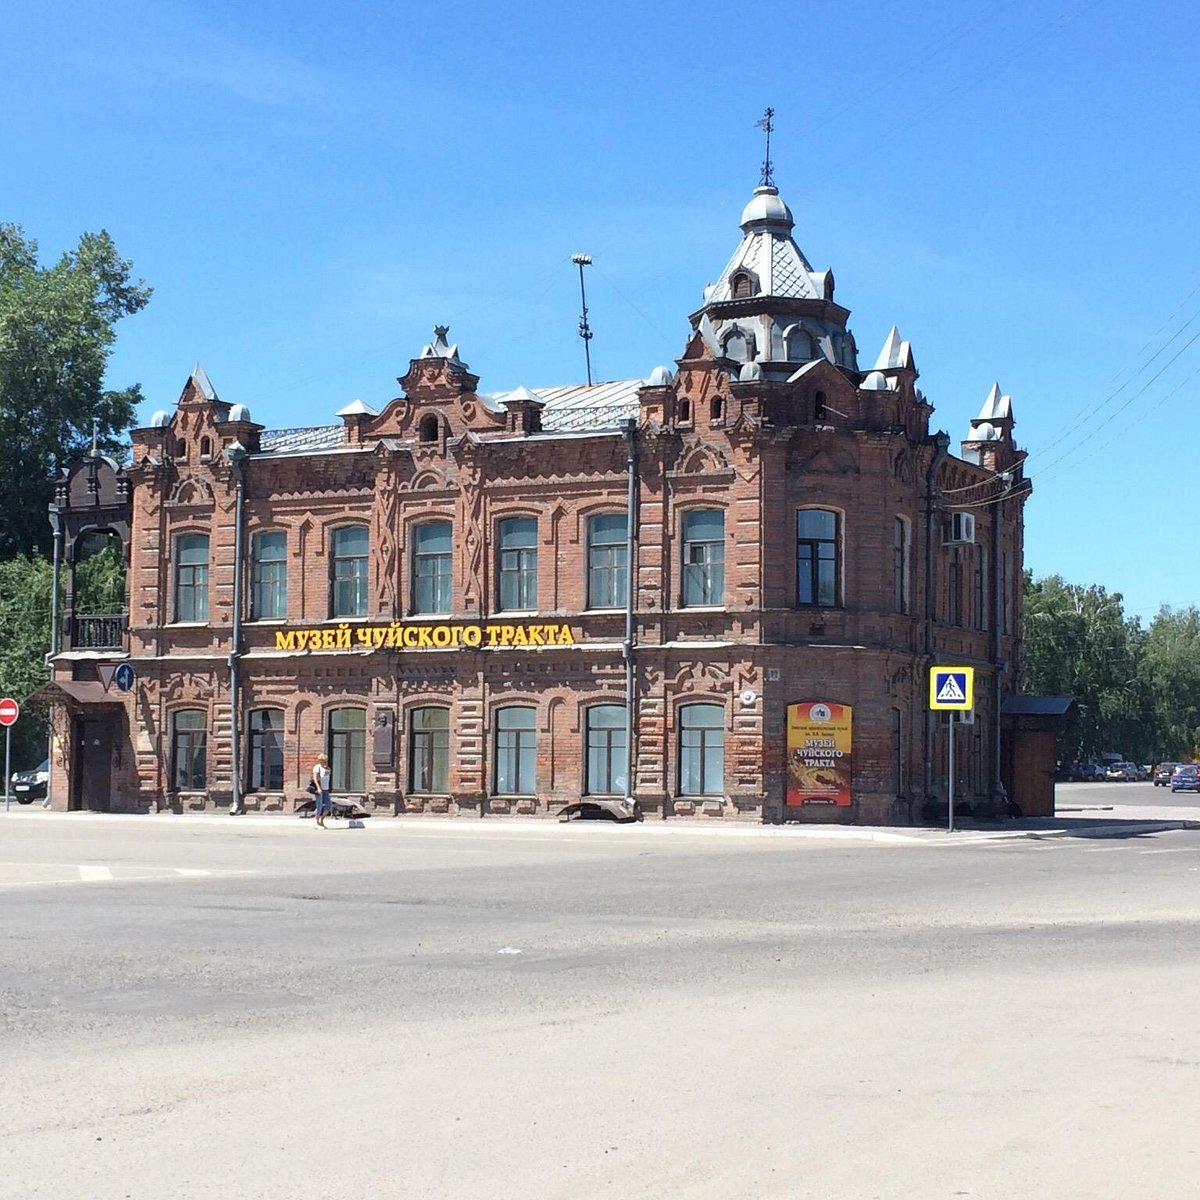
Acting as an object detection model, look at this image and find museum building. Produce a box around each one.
[44,180,1034,823]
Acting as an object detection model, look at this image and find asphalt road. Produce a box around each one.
[2,812,1199,1200]
[1056,778,1200,808]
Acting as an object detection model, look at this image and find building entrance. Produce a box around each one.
[74,716,116,811]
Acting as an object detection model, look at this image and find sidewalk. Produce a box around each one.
[4,803,1199,845]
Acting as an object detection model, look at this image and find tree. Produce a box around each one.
[0,225,150,559]
[0,553,52,767]
[1138,606,1200,759]
[1022,573,1151,761]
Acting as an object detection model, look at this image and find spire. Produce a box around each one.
[419,325,466,367]
[873,326,915,373]
[977,382,1012,424]
[190,363,217,401]
[755,107,775,188]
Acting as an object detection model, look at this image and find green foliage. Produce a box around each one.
[0,224,150,559]
[75,537,125,613]
[0,553,51,767]
[1023,572,1200,763]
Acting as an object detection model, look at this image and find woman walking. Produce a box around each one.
[311,753,332,827]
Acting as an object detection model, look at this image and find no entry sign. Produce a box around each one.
[0,697,18,727]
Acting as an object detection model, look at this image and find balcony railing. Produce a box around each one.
[72,613,127,650]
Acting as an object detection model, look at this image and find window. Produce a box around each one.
[678,397,692,424]
[893,518,910,614]
[409,706,450,794]
[973,545,988,631]
[682,509,725,607]
[330,526,369,618]
[585,705,627,795]
[412,520,452,614]
[418,414,439,443]
[497,517,537,612]
[171,709,206,790]
[796,509,839,607]
[248,709,284,791]
[679,703,724,796]
[251,530,287,619]
[199,436,212,459]
[494,706,536,795]
[327,708,366,792]
[587,513,627,608]
[814,391,828,421]
[174,534,209,622]
[711,396,724,423]
[948,550,963,626]
[732,272,753,299]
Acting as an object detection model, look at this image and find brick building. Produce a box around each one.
[44,181,1031,823]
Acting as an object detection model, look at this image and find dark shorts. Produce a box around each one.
[314,790,333,816]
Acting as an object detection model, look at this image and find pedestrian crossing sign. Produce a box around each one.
[929,666,974,710]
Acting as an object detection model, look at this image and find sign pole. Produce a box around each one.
[947,712,955,833]
[4,726,10,813]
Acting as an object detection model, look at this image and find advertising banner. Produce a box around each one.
[786,701,853,807]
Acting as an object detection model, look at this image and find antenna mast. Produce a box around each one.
[756,107,775,187]
[571,253,594,386]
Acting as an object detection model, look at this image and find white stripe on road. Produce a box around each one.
[78,865,113,880]
[174,867,212,876]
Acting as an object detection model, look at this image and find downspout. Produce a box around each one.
[923,431,950,802]
[991,472,1014,806]
[226,443,248,815]
[46,509,64,808]
[622,418,638,809]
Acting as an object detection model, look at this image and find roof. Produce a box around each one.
[1001,695,1076,717]
[487,379,642,432]
[259,426,345,455]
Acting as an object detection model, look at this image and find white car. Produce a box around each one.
[1104,762,1139,782]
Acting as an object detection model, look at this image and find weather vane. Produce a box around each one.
[756,107,775,187]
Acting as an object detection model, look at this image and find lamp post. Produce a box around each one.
[571,253,594,386]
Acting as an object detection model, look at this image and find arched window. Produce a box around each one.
[796,509,840,607]
[494,707,536,795]
[170,710,207,791]
[412,520,453,614]
[731,272,753,299]
[814,391,828,421]
[327,707,366,792]
[418,414,439,443]
[679,704,724,796]
[585,705,627,795]
[785,326,815,361]
[251,530,287,619]
[199,436,212,459]
[330,525,369,617]
[678,398,692,424]
[710,396,724,424]
[682,509,725,607]
[497,517,537,612]
[409,706,450,793]
[174,533,209,622]
[247,709,284,791]
[587,513,628,609]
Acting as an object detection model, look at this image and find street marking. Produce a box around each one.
[1137,847,1197,854]
[78,865,113,880]
[174,867,212,876]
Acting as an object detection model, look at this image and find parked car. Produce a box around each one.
[1074,762,1105,782]
[9,759,48,804]
[1104,761,1140,781]
[1170,765,1200,793]
[1153,762,1180,787]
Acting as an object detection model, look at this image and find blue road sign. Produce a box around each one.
[114,663,136,692]
[929,666,974,710]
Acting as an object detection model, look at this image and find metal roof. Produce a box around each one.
[259,426,344,455]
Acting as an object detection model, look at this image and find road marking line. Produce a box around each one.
[1138,847,1196,854]
[78,865,113,880]
[174,867,212,876]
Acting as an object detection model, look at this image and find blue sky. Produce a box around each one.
[5,0,1197,619]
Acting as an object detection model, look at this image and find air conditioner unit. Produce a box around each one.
[943,512,975,545]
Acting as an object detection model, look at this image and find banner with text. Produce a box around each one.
[274,621,576,653]
[786,701,853,807]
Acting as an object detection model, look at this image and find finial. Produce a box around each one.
[91,416,99,456]
[756,107,775,187]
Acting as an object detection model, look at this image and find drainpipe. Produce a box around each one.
[923,431,950,802]
[991,472,1013,806]
[45,509,64,808]
[225,442,248,815]
[622,418,638,809]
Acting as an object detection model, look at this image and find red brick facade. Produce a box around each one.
[46,186,1029,823]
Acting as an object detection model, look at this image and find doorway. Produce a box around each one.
[74,716,116,811]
